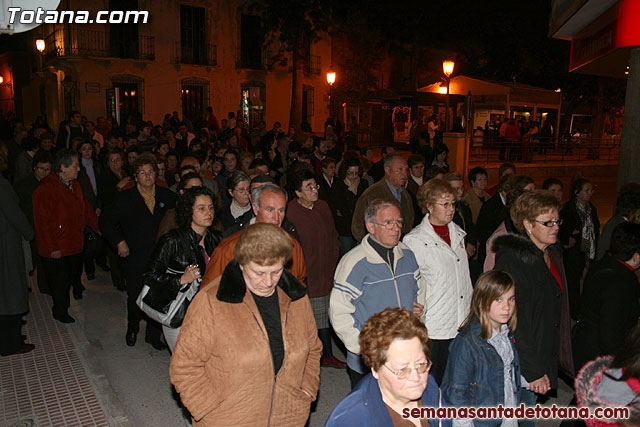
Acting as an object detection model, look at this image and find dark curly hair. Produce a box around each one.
[287,162,316,196]
[359,308,431,371]
[175,187,215,230]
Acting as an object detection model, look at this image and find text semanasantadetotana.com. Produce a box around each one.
[402,404,630,421]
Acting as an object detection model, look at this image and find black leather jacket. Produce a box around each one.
[142,226,222,310]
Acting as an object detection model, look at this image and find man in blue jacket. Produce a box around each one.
[330,198,425,389]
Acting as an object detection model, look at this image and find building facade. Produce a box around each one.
[21,0,331,132]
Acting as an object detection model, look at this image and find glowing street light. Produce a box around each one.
[36,39,45,53]
[443,60,455,78]
[442,60,455,131]
[326,68,336,117]
[326,70,336,86]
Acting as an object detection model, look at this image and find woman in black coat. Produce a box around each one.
[493,191,574,426]
[328,158,369,257]
[559,178,600,319]
[143,187,222,352]
[572,222,640,371]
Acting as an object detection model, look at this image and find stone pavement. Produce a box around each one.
[2,268,576,427]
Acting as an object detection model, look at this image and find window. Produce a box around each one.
[240,14,263,69]
[180,5,207,64]
[109,0,139,58]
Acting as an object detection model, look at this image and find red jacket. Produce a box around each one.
[32,171,99,257]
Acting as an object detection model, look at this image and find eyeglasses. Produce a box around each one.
[433,201,456,209]
[302,183,319,192]
[375,218,404,229]
[383,360,432,380]
[235,187,250,194]
[137,170,156,177]
[536,219,563,227]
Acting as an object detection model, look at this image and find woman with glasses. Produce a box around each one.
[493,191,574,426]
[218,170,251,229]
[403,179,473,385]
[329,158,369,257]
[287,163,342,368]
[559,178,600,319]
[170,223,321,426]
[326,308,451,427]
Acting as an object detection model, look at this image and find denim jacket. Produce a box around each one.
[441,318,521,427]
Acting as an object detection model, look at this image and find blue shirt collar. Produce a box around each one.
[385,179,402,202]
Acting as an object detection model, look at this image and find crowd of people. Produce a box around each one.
[0,107,639,427]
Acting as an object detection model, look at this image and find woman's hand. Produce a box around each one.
[180,264,201,285]
[116,177,131,190]
[530,375,550,394]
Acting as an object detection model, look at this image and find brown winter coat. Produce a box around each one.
[170,260,322,427]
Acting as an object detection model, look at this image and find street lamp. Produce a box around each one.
[36,39,45,53]
[443,60,455,131]
[326,68,336,118]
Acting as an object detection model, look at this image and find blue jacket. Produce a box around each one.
[325,373,451,427]
[441,318,521,427]
[330,236,425,358]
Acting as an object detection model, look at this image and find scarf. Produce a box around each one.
[137,184,156,214]
[575,200,596,260]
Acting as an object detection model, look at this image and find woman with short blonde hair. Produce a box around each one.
[404,179,473,385]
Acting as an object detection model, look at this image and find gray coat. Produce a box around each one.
[0,175,34,314]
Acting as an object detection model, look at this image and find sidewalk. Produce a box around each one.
[0,291,114,427]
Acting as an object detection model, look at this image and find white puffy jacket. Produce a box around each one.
[403,214,473,340]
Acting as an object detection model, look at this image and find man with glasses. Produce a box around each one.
[330,198,425,389]
[100,153,175,349]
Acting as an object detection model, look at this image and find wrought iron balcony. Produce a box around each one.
[289,54,321,75]
[44,28,155,61]
[234,48,280,70]
[173,42,217,66]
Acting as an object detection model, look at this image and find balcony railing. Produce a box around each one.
[173,42,217,66]
[234,48,280,70]
[289,54,321,75]
[44,28,155,61]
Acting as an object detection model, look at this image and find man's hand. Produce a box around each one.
[412,302,424,316]
[117,241,130,257]
[465,242,476,258]
[50,250,62,259]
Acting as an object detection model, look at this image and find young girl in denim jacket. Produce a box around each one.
[441,271,521,427]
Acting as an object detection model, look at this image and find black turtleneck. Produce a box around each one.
[368,235,395,271]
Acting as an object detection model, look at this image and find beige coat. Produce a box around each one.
[462,188,490,224]
[170,260,322,426]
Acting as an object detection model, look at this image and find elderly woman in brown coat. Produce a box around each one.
[170,223,321,426]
